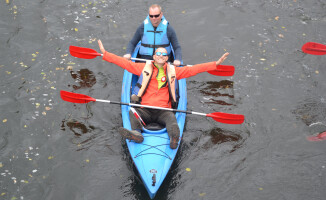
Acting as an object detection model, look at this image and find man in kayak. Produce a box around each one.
[98,40,229,149]
[123,4,182,67]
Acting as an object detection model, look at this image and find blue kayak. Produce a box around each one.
[121,42,187,199]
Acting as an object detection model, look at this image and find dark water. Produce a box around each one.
[1,0,326,199]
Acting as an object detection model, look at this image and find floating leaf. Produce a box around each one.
[82,10,87,13]
[260,58,266,61]
[6,0,9,4]
[278,34,284,38]
[42,111,46,116]
[275,16,279,20]
[3,119,7,123]
[181,10,186,14]
[259,187,263,191]
[6,71,11,74]
[186,168,191,172]
[271,62,277,67]
[45,107,52,111]
[315,70,319,74]
[1,192,5,196]
[86,159,90,163]
[0,162,3,168]
[74,28,78,32]
[48,156,54,159]
[199,193,206,197]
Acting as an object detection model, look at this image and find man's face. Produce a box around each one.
[149,7,162,27]
[153,48,168,65]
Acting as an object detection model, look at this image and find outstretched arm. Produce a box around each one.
[98,40,143,76]
[176,52,230,79]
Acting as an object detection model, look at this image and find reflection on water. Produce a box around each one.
[62,119,94,136]
[61,119,98,151]
[204,127,244,153]
[69,69,96,90]
[293,98,326,126]
[199,80,234,105]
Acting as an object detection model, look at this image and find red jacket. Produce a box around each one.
[102,51,218,108]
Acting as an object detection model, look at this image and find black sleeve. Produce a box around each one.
[167,25,182,61]
[126,24,144,55]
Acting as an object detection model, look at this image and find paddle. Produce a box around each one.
[302,42,326,55]
[69,46,235,76]
[60,90,245,124]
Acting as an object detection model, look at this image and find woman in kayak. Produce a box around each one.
[98,39,229,149]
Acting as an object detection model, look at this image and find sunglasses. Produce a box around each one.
[155,52,168,56]
[149,13,161,18]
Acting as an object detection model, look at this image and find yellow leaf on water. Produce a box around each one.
[3,119,7,123]
[275,16,279,20]
[6,71,11,74]
[199,193,206,197]
[45,107,52,111]
[181,10,186,14]
[278,34,284,38]
[48,156,54,159]
[86,159,90,163]
[82,10,87,13]
[259,187,263,191]
[74,28,78,32]
[6,0,9,4]
[315,70,319,74]
[186,168,191,172]
[0,163,3,168]
[42,111,46,116]
[1,192,5,196]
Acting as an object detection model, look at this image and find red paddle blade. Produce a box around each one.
[302,42,326,55]
[207,65,235,76]
[207,112,245,124]
[60,90,96,104]
[69,46,102,59]
[307,131,326,141]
